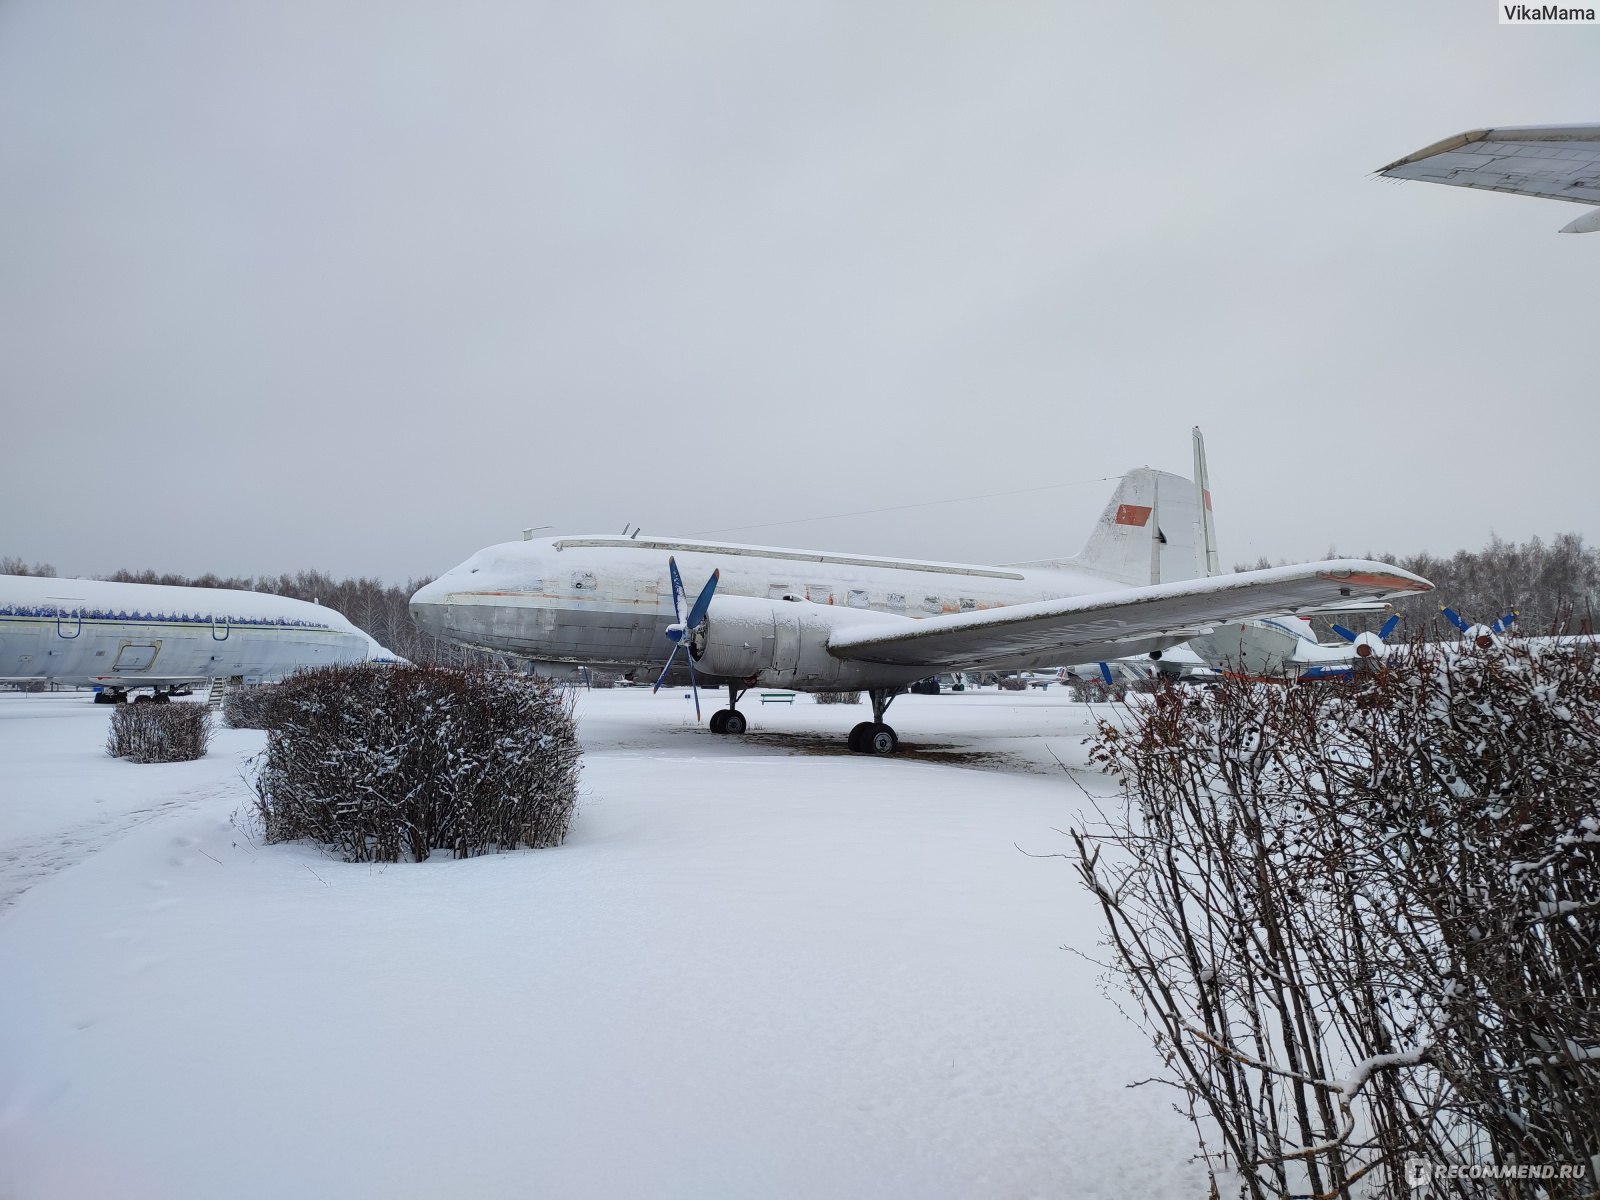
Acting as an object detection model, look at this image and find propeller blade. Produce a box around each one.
[1098,662,1114,686]
[1378,614,1401,640]
[685,643,702,721]
[668,557,688,624]
[1331,624,1358,643]
[1493,611,1517,633]
[1441,606,1470,633]
[653,641,684,693]
[685,568,720,629]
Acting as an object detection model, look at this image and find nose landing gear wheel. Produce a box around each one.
[722,709,747,736]
[709,710,729,734]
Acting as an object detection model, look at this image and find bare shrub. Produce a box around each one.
[1073,646,1600,1198]
[1068,678,1126,703]
[222,683,288,730]
[107,702,212,763]
[998,676,1027,691]
[814,691,861,705]
[252,663,582,862]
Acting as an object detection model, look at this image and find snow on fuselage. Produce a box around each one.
[0,575,402,690]
[410,535,1190,690]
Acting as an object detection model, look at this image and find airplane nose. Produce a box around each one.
[409,577,452,638]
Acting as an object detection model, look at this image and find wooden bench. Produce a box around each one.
[759,692,797,704]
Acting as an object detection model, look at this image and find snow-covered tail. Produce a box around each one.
[1057,468,1208,587]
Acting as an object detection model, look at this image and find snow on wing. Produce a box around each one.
[1377,124,1600,207]
[825,560,1432,670]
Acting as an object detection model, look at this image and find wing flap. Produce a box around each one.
[826,559,1431,670]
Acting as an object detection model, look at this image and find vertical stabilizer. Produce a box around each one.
[1061,468,1162,586]
[1192,426,1221,577]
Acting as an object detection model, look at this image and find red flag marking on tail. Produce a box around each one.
[1202,489,1212,511]
[1114,503,1153,527]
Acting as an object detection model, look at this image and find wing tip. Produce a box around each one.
[1316,566,1433,595]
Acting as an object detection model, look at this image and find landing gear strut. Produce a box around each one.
[847,688,900,755]
[709,683,748,735]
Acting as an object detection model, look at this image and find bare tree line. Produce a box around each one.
[1235,531,1600,639]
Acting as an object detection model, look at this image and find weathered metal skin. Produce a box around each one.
[409,534,1189,690]
[691,595,929,690]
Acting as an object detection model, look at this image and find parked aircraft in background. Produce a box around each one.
[1378,123,1600,233]
[1183,606,1600,682]
[412,433,1431,754]
[0,575,403,702]
[1186,612,1406,680]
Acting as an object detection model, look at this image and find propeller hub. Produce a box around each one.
[1353,631,1387,660]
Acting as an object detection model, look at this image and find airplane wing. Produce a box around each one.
[1377,125,1600,232]
[826,560,1431,671]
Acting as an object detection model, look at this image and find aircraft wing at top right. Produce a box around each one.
[1378,124,1600,232]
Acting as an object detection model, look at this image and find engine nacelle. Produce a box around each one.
[690,595,926,690]
[1349,630,1388,660]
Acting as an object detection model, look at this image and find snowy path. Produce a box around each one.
[0,687,1197,1200]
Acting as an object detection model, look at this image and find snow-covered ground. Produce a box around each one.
[0,687,1200,1199]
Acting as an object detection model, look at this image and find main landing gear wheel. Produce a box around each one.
[848,687,903,754]
[708,685,749,735]
[848,722,898,755]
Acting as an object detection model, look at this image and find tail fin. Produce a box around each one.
[1192,425,1220,577]
[1055,466,1210,587]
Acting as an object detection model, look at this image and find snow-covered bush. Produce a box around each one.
[1074,643,1600,1199]
[251,663,581,862]
[813,691,861,705]
[1068,679,1126,703]
[222,683,288,730]
[107,702,211,763]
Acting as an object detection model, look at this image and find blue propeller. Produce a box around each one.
[1329,613,1401,661]
[1300,613,1402,680]
[652,557,720,719]
[1441,606,1516,648]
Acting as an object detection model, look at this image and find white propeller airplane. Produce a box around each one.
[412,432,1432,754]
[1378,123,1600,233]
[0,575,404,702]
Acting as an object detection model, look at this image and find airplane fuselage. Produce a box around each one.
[410,535,1192,690]
[0,576,397,693]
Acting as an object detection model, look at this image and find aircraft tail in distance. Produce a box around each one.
[1051,467,1208,587]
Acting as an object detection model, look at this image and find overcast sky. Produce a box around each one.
[2,1,1597,584]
